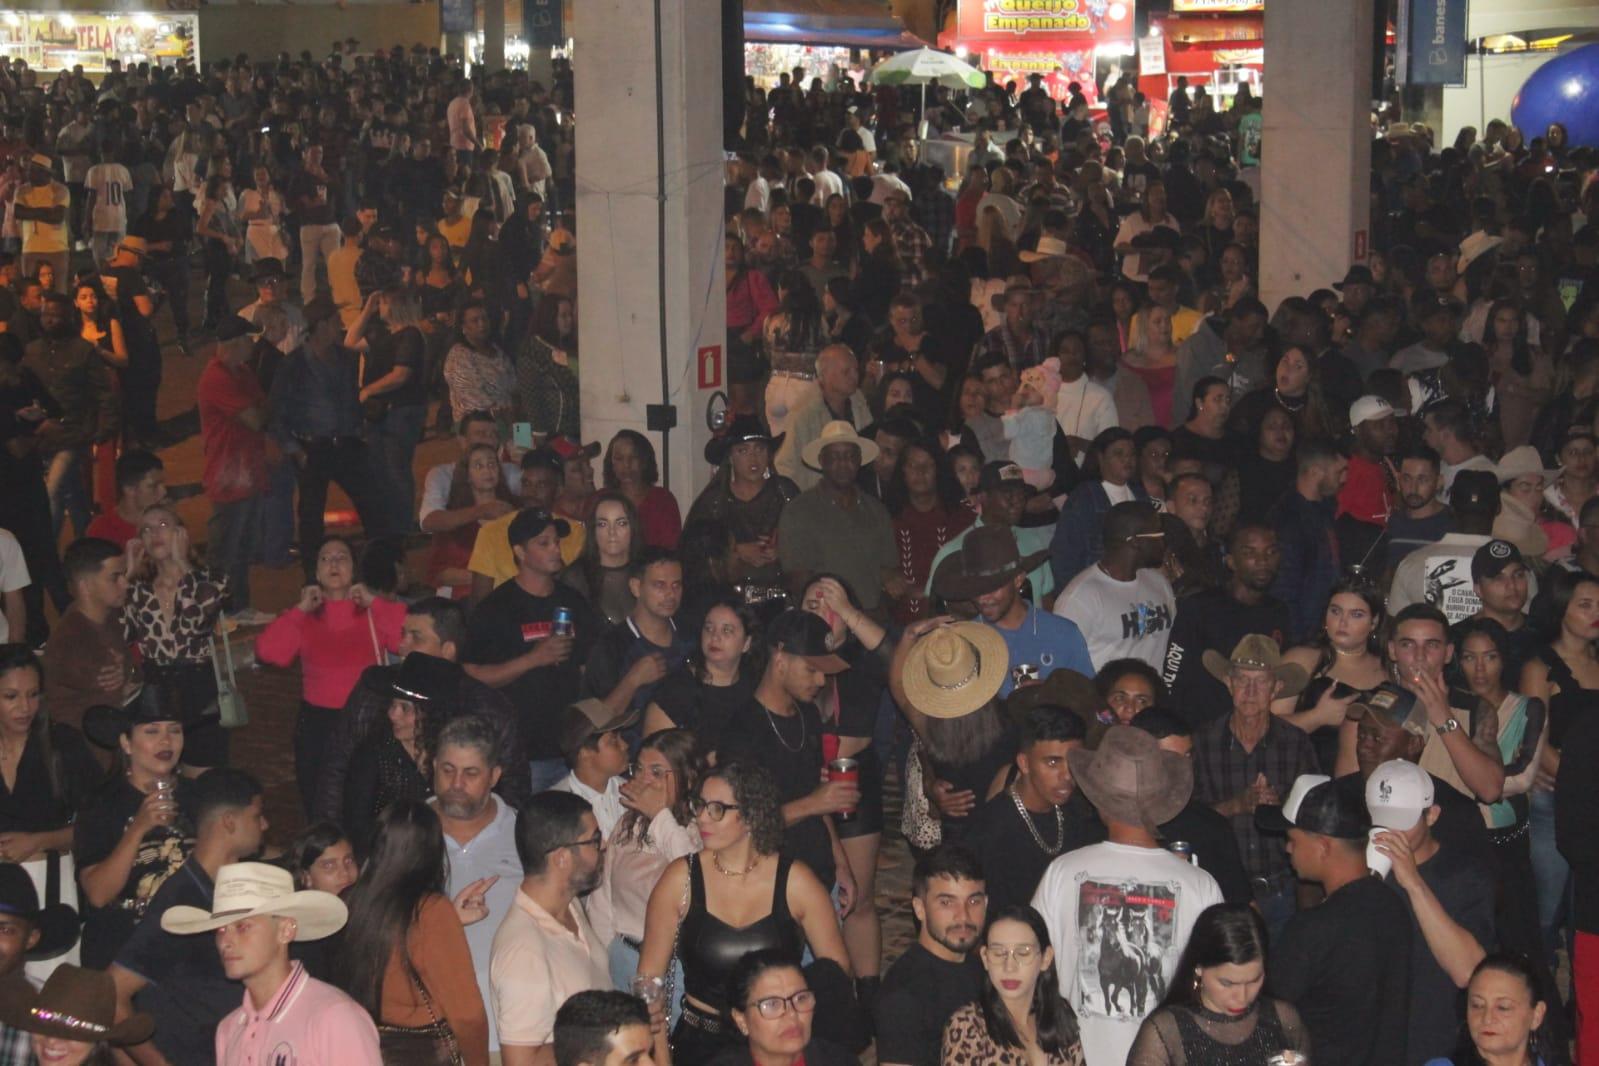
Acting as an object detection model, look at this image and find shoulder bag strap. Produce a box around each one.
[367,606,385,666]
[403,954,464,1066]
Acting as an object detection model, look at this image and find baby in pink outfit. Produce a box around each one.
[1002,357,1062,491]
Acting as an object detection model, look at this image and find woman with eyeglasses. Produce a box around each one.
[709,949,855,1065]
[122,503,230,771]
[585,729,705,1022]
[942,905,1084,1065]
[637,760,851,1061]
[1126,903,1308,1066]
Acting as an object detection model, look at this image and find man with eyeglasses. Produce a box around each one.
[1052,500,1175,672]
[552,698,636,837]
[431,715,523,1058]
[1191,635,1320,941]
[492,790,611,1066]
[875,844,989,1066]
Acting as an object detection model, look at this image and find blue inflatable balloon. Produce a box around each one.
[1512,43,1599,149]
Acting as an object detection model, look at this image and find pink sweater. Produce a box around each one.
[255,598,406,709]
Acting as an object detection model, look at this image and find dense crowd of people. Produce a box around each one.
[1,35,1598,1066]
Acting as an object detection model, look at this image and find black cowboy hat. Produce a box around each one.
[704,414,785,467]
[82,682,186,751]
[0,864,79,959]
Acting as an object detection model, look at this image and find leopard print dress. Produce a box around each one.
[941,1002,1086,1065]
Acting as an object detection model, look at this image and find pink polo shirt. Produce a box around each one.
[215,962,382,1066]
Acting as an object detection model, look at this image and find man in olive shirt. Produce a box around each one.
[778,421,897,613]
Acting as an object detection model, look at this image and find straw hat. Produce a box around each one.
[1202,634,1308,699]
[801,420,879,471]
[0,966,153,1046]
[161,862,347,940]
[1066,725,1193,830]
[900,622,1009,719]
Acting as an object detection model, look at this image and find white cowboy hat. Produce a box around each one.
[1494,445,1558,486]
[900,622,1009,720]
[161,862,347,941]
[1018,235,1070,263]
[801,420,880,472]
[1457,231,1504,274]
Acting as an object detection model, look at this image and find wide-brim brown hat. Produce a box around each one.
[901,622,1009,719]
[1067,725,1193,830]
[989,275,1039,311]
[933,525,1049,602]
[1201,634,1308,700]
[1005,667,1099,722]
[0,966,153,1046]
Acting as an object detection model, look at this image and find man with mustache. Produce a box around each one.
[490,791,612,1066]
[875,845,989,1066]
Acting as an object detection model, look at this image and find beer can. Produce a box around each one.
[1168,840,1196,866]
[1268,1053,1306,1066]
[552,606,574,638]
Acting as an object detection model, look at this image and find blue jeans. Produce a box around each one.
[1252,876,1297,946]
[1529,788,1571,964]
[259,459,297,567]
[208,493,264,611]
[530,758,569,793]
[608,936,683,1030]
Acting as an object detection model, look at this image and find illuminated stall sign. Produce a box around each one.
[957,0,1134,42]
[981,44,1100,102]
[1172,0,1263,11]
[0,11,197,72]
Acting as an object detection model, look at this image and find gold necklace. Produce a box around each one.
[712,850,761,877]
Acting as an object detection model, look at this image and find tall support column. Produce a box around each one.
[483,0,505,72]
[1258,0,1374,309]
[574,0,726,499]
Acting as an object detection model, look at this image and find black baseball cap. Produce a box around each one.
[764,609,848,674]
[1451,470,1501,515]
[1255,773,1371,840]
[1472,538,1526,582]
[214,314,263,343]
[506,507,570,547]
[979,461,1034,496]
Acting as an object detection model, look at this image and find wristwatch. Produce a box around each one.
[1436,716,1462,735]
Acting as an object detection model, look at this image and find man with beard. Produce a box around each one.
[934,524,1091,698]
[1053,501,1175,671]
[1162,523,1291,727]
[1270,438,1348,644]
[1383,446,1455,572]
[433,714,540,1059]
[875,845,989,1066]
[490,790,611,1066]
[720,609,859,899]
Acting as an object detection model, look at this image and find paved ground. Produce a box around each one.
[73,270,920,990]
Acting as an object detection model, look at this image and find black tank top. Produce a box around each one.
[679,853,805,1012]
[1542,645,1599,749]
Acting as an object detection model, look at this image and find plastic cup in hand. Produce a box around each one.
[631,975,666,1009]
[1366,827,1393,879]
[828,757,860,821]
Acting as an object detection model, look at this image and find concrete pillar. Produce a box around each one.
[483,0,505,72]
[575,0,726,499]
[1258,0,1374,310]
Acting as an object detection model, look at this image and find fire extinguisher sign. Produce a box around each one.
[698,346,722,390]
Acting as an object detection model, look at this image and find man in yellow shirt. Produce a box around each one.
[438,187,474,251]
[468,449,585,601]
[1126,263,1203,349]
[15,153,69,290]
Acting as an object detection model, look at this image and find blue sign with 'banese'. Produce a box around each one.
[1401,0,1467,86]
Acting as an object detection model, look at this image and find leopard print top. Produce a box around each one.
[941,1002,1086,1065]
[123,568,228,664]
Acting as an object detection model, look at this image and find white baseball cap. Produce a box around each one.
[1349,395,1396,428]
[1365,759,1435,830]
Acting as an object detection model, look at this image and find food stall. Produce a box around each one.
[0,10,197,72]
[743,0,925,89]
[1138,0,1264,109]
[941,0,1137,106]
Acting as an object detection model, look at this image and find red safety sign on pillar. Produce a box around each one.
[698,345,722,390]
[1354,229,1368,261]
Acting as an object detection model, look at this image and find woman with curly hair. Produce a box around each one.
[637,760,851,1061]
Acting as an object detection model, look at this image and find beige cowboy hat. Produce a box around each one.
[1067,725,1193,830]
[1495,444,1558,487]
[161,862,347,940]
[901,622,1009,720]
[1201,634,1308,699]
[1018,235,1070,263]
[801,420,880,471]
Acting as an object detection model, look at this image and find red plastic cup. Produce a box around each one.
[828,757,860,821]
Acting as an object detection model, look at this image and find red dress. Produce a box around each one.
[632,485,683,550]
[892,503,975,624]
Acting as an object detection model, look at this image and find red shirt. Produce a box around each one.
[197,357,268,504]
[85,510,138,547]
[635,485,683,550]
[1337,452,1392,526]
[893,503,975,624]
